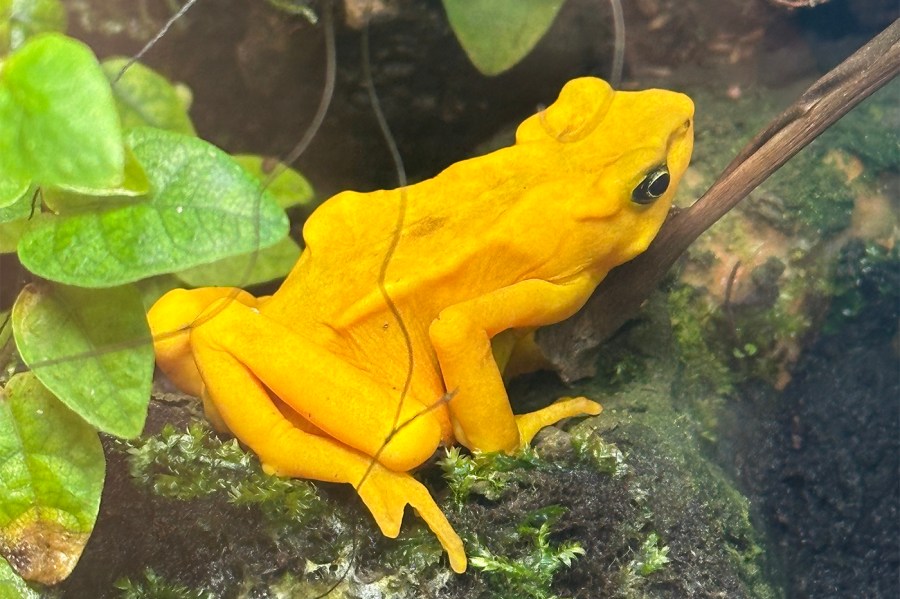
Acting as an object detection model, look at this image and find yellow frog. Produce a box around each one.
[147,77,694,574]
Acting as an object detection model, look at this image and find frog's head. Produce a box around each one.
[516,77,694,269]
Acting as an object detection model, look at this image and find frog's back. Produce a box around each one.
[264,76,695,340]
[270,146,552,319]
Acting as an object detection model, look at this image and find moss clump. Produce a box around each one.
[122,423,327,528]
[114,568,213,599]
[821,81,900,174]
[572,363,780,599]
[667,285,734,398]
[440,446,545,510]
[825,239,900,331]
[752,144,855,238]
[468,506,585,599]
[616,531,671,596]
[627,532,670,577]
[570,425,629,478]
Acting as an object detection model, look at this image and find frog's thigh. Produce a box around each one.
[190,340,466,573]
[429,278,596,453]
[190,300,442,472]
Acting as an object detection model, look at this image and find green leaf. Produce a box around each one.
[442,0,565,76]
[0,33,124,188]
[0,372,104,585]
[0,217,30,253]
[0,183,30,223]
[42,148,150,206]
[176,235,301,287]
[17,127,289,287]
[102,57,196,136]
[0,310,9,359]
[264,0,317,23]
[1,556,40,599]
[0,183,34,254]
[1,0,67,54]
[232,154,315,210]
[0,175,28,209]
[11,282,154,437]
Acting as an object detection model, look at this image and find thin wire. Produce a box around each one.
[222,0,337,300]
[359,23,415,453]
[314,17,424,597]
[113,0,203,84]
[274,4,338,172]
[608,0,625,87]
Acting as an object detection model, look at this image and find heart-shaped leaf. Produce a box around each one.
[0,218,31,253]
[442,0,565,76]
[232,154,315,210]
[0,183,30,225]
[176,235,302,288]
[0,372,104,585]
[12,282,154,437]
[0,33,123,189]
[17,127,289,287]
[102,57,196,136]
[0,175,28,210]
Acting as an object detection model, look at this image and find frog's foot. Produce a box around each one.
[515,396,602,446]
[355,463,467,574]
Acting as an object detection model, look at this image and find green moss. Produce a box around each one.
[628,532,670,577]
[825,239,900,331]
[570,425,629,477]
[688,87,776,181]
[687,83,859,241]
[468,506,585,599]
[439,446,545,510]
[115,568,213,599]
[617,531,671,596]
[122,424,327,528]
[754,145,854,238]
[667,285,734,398]
[576,367,780,599]
[821,81,900,174]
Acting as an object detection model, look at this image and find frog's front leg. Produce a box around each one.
[428,278,603,453]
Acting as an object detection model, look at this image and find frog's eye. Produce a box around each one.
[632,165,670,204]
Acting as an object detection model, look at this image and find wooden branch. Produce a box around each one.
[536,19,900,382]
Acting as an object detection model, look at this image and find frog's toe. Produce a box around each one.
[516,396,602,446]
[357,478,403,538]
[356,465,467,573]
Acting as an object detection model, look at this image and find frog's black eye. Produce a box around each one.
[632,165,670,204]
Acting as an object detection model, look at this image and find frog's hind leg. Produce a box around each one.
[148,287,260,398]
[188,297,444,473]
[189,332,467,573]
